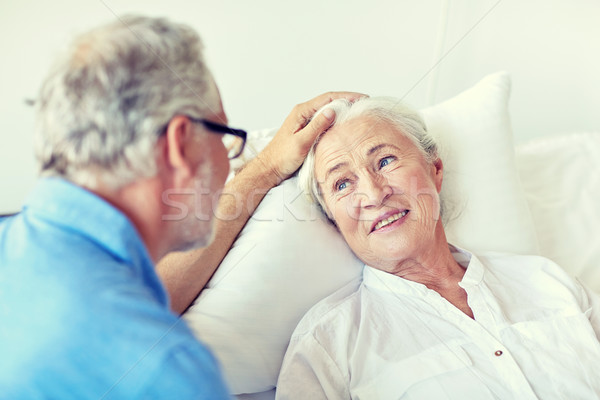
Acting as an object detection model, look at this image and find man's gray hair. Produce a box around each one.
[297,97,439,220]
[34,15,220,189]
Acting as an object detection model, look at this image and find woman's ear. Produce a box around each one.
[433,157,444,193]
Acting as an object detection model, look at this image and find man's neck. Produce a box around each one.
[88,177,166,264]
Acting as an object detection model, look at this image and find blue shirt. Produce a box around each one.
[0,178,231,399]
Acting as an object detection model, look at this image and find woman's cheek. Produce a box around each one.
[344,197,363,224]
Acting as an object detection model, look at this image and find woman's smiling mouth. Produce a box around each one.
[371,210,409,232]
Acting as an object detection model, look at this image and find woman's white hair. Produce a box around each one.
[34,15,220,189]
[297,96,439,220]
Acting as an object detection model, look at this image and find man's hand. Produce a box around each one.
[256,91,366,183]
[158,91,366,314]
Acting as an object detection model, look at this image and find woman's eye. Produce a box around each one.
[379,156,396,169]
[336,180,349,192]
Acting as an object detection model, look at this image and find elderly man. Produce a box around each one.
[0,15,360,398]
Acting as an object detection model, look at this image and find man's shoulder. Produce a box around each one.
[1,204,152,290]
[1,207,105,260]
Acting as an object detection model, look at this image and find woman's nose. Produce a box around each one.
[353,175,392,209]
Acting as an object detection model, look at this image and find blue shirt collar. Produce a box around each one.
[23,177,167,305]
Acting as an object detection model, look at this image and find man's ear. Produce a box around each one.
[163,115,195,186]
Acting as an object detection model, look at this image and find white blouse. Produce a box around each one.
[276,248,600,399]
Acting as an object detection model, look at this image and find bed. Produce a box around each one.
[182,72,600,399]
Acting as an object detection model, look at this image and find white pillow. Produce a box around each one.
[421,72,539,255]
[185,177,364,394]
[184,71,540,394]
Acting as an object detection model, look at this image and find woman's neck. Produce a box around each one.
[391,227,474,319]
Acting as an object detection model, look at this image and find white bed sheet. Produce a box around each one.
[516,132,600,293]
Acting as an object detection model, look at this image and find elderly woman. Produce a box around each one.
[275,97,600,399]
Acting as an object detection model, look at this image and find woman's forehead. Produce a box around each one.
[315,117,414,167]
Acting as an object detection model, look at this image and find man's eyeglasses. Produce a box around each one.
[187,116,247,160]
[160,116,247,160]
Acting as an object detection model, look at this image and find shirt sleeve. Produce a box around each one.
[138,344,232,400]
[276,334,349,400]
[579,281,600,340]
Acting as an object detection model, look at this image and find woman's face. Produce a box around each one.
[314,116,444,272]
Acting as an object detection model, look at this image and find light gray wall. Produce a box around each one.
[1,0,599,213]
[435,0,600,139]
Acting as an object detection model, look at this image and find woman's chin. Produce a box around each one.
[361,236,427,269]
